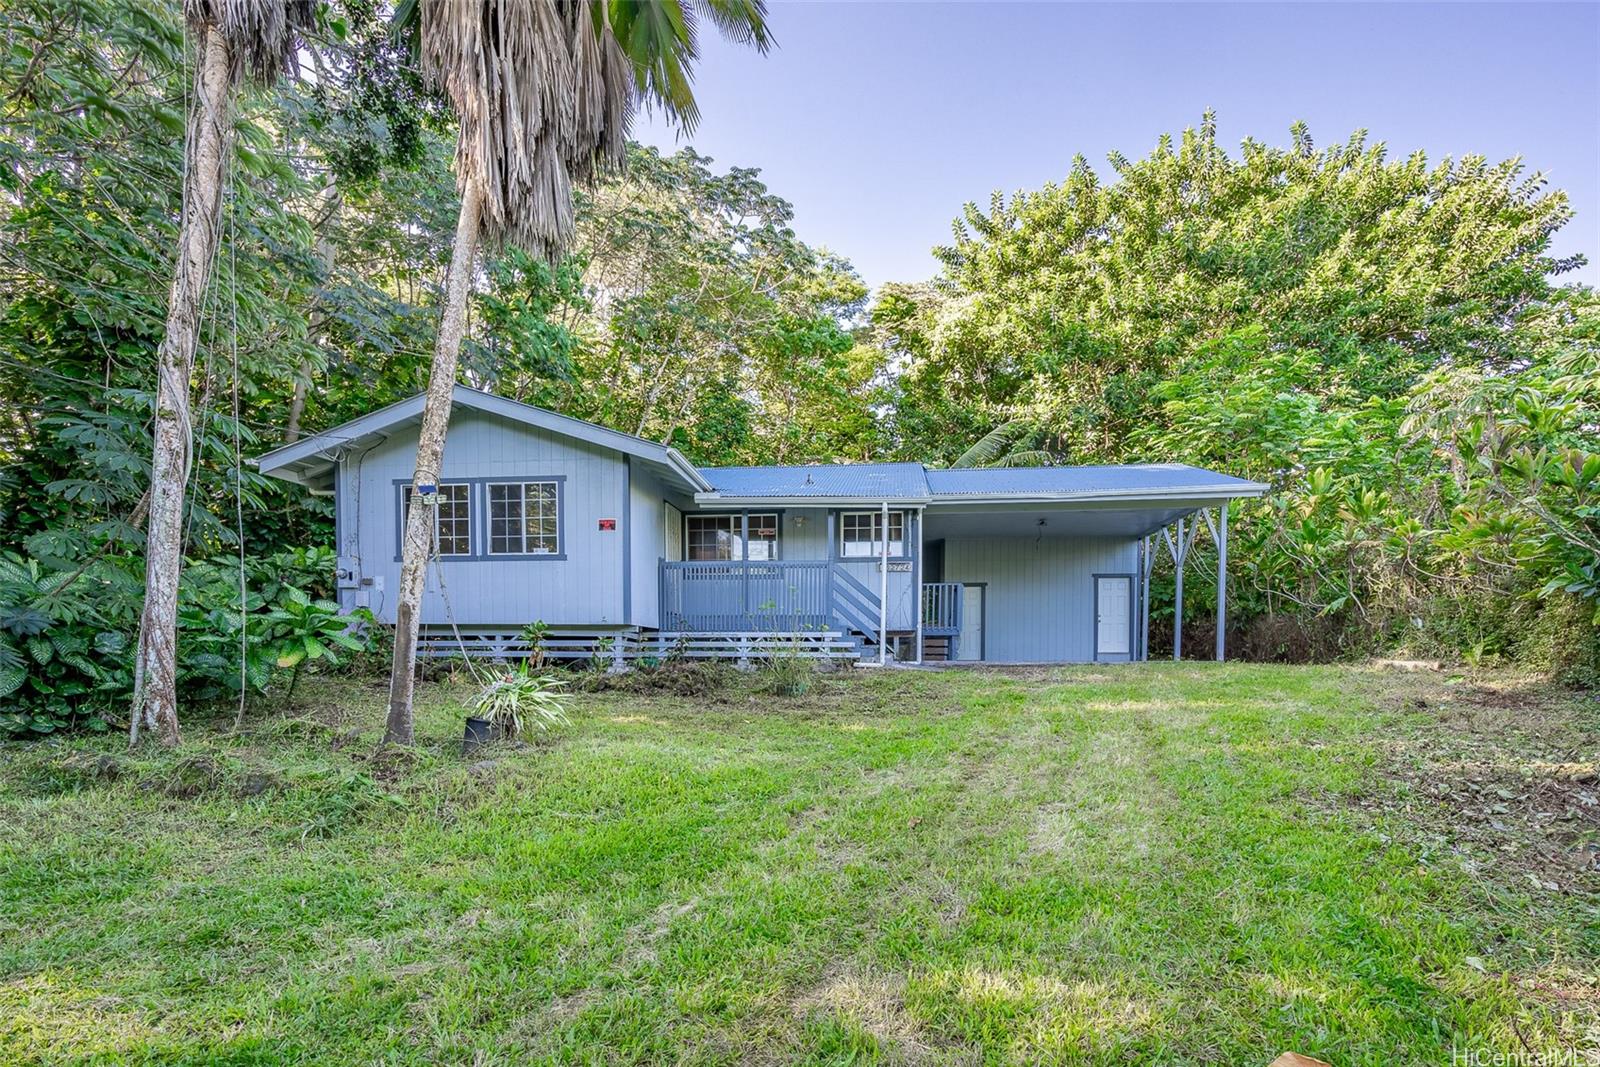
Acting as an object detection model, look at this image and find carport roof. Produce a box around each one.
[923,463,1268,502]
[695,462,1267,506]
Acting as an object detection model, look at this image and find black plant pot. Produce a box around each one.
[463,716,495,756]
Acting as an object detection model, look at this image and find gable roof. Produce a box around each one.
[254,387,711,493]
[693,461,1267,506]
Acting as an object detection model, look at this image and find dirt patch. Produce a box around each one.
[617,895,701,969]
[793,966,941,1063]
[1347,675,1600,894]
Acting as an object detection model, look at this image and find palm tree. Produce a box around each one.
[132,0,315,747]
[952,419,1069,468]
[382,0,771,746]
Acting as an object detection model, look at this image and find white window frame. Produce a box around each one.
[401,482,473,557]
[839,510,905,558]
[684,512,780,561]
[486,480,561,556]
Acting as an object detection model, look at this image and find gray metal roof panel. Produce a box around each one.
[924,464,1266,497]
[697,462,932,500]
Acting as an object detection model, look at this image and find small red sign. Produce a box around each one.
[597,518,617,531]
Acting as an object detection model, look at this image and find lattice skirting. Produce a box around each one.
[415,626,862,665]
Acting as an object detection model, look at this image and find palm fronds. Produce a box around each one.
[182,0,316,85]
[952,420,1068,468]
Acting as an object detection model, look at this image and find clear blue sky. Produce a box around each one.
[635,1,1600,291]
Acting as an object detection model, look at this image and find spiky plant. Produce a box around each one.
[953,419,1069,468]
[133,0,316,748]
[383,0,772,746]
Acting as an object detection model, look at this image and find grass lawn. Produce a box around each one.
[2,663,1597,1065]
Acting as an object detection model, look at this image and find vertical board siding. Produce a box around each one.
[943,536,1139,662]
[343,409,627,627]
[628,467,669,628]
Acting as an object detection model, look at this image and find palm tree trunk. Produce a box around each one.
[131,25,234,748]
[384,178,486,747]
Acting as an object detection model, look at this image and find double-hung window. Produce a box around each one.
[402,483,473,557]
[685,513,779,561]
[487,481,561,556]
[840,510,904,558]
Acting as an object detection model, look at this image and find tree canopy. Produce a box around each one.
[879,113,1597,667]
[0,2,1595,731]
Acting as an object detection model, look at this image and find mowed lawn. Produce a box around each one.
[2,664,1596,1065]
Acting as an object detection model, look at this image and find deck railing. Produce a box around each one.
[921,582,963,635]
[661,561,961,646]
[661,560,832,632]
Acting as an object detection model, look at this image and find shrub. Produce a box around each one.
[469,667,570,738]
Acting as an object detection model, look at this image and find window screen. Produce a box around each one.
[840,511,904,558]
[402,483,473,556]
[487,481,560,555]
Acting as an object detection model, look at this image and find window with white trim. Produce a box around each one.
[840,510,904,558]
[402,482,472,556]
[487,481,560,555]
[745,513,778,560]
[685,513,778,561]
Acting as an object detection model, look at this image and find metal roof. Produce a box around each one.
[697,462,931,502]
[255,387,1266,510]
[924,463,1267,499]
[693,461,1266,505]
[254,387,711,494]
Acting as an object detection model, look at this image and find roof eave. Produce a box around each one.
[254,386,711,495]
[693,493,933,507]
[926,483,1270,506]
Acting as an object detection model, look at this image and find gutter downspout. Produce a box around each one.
[879,500,889,665]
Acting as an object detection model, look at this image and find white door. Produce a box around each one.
[1095,576,1132,659]
[955,584,984,661]
[665,503,683,561]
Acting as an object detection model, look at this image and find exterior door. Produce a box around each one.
[665,503,683,561]
[1095,576,1132,660]
[955,584,984,661]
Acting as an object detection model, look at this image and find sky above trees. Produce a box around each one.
[634,1,1600,289]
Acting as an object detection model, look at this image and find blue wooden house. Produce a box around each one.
[256,388,1267,664]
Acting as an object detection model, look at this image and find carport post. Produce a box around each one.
[1201,504,1230,662]
[1172,518,1184,661]
[1215,504,1228,662]
[1141,534,1154,661]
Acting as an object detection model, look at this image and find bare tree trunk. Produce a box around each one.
[131,25,233,749]
[384,179,485,747]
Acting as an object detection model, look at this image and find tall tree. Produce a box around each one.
[382,0,772,746]
[132,0,316,746]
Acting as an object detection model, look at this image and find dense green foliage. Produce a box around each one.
[0,2,876,723]
[880,116,1599,668]
[0,1,1595,728]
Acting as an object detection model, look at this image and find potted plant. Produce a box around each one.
[464,665,570,755]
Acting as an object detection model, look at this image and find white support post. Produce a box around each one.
[913,508,924,666]
[1216,503,1228,662]
[1140,535,1152,661]
[878,500,889,665]
[1172,518,1185,661]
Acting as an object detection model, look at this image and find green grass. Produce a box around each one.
[2,664,1595,1064]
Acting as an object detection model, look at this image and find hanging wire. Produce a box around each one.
[229,175,249,730]
[426,515,495,687]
